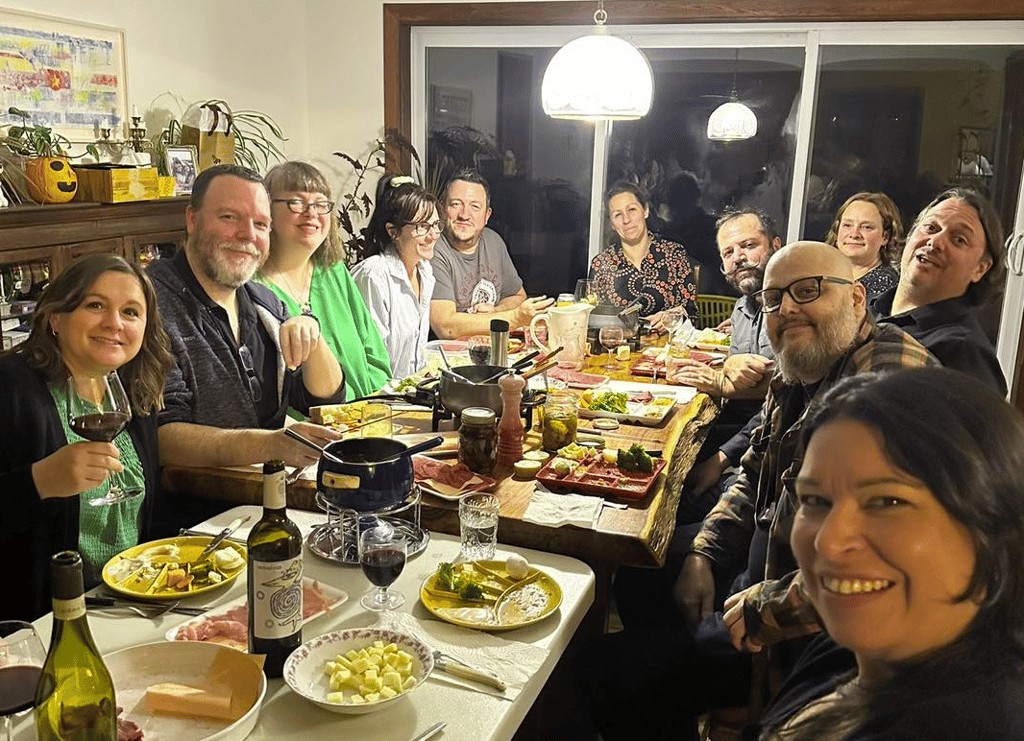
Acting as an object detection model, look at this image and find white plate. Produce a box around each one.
[165,578,347,650]
[579,382,678,426]
[105,641,265,741]
[283,627,433,715]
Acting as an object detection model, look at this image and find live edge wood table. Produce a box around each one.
[161,354,720,630]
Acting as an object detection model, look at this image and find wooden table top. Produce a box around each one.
[161,348,720,573]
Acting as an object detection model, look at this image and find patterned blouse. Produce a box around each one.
[857,263,899,301]
[589,234,698,321]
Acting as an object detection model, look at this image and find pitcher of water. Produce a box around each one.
[529,302,595,370]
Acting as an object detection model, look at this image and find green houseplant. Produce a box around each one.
[0,107,97,204]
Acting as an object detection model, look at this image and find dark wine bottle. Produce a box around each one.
[34,551,117,741]
[247,459,303,678]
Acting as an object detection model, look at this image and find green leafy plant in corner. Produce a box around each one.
[0,107,99,203]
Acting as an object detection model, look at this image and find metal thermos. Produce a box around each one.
[489,319,509,367]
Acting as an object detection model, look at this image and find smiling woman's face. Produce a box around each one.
[790,418,980,675]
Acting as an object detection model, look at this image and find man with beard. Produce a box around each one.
[579,243,935,741]
[871,187,1006,394]
[150,165,346,469]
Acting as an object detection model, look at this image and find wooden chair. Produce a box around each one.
[696,294,738,330]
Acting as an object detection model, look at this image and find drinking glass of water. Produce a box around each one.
[459,493,500,561]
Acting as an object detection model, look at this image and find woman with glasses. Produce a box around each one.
[351,175,441,379]
[260,161,391,400]
[824,192,903,299]
[0,254,173,620]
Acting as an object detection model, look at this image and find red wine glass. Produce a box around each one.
[0,621,46,741]
[358,524,407,612]
[66,372,141,507]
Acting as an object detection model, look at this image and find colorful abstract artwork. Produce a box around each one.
[0,9,126,138]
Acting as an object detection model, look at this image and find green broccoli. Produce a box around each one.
[630,444,654,474]
[617,447,637,472]
[437,562,456,590]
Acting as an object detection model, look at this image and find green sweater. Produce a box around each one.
[260,263,391,401]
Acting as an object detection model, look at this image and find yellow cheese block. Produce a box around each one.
[146,682,235,721]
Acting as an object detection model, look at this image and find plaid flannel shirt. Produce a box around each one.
[690,319,937,643]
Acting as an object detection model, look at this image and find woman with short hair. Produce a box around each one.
[825,192,903,299]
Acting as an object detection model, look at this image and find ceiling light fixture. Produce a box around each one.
[541,1,654,121]
[707,51,757,141]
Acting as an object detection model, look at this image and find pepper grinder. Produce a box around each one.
[496,373,525,467]
[489,318,509,367]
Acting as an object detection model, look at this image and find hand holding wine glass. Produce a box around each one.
[0,621,46,741]
[598,326,625,372]
[359,524,407,612]
[66,372,141,507]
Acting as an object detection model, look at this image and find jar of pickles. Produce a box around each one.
[541,391,578,451]
[459,407,498,475]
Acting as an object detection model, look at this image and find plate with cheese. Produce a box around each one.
[102,536,247,600]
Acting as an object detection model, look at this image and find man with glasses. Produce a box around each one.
[150,164,346,470]
[430,168,553,338]
[580,242,935,741]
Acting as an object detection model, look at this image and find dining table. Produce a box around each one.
[24,505,596,741]
[161,344,721,631]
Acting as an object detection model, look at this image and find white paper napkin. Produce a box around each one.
[522,485,604,529]
[376,610,548,700]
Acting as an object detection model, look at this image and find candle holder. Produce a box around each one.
[128,115,147,152]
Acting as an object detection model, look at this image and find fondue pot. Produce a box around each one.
[316,437,427,512]
[419,365,545,425]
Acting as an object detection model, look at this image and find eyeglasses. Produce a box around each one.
[272,198,334,215]
[755,275,854,313]
[408,220,444,238]
[238,345,262,402]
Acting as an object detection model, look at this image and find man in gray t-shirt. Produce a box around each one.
[429,169,552,339]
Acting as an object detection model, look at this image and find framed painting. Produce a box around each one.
[0,8,128,142]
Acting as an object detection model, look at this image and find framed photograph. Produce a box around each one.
[0,9,128,142]
[430,85,472,131]
[165,146,198,196]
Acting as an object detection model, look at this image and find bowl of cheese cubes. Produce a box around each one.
[283,627,433,714]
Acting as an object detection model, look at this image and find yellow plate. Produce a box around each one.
[102,536,247,600]
[419,560,562,631]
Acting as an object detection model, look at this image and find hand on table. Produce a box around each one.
[716,318,733,334]
[685,451,729,498]
[512,296,554,327]
[674,552,716,628]
[667,358,725,395]
[722,354,774,398]
[32,442,122,499]
[272,421,344,468]
[724,588,764,653]
[280,315,323,370]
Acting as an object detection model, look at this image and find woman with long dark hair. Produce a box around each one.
[760,367,1024,739]
[351,174,442,378]
[0,253,173,620]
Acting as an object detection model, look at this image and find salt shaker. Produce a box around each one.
[496,373,525,467]
[489,318,509,367]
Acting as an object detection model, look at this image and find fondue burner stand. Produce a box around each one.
[431,400,535,432]
[306,486,429,565]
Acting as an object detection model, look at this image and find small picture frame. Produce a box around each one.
[165,145,198,196]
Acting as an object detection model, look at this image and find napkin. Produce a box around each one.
[376,611,548,701]
[523,485,604,529]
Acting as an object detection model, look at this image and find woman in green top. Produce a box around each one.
[260,161,391,400]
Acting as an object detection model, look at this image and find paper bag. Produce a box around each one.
[180,103,236,172]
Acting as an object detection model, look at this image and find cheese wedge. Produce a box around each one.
[146,682,235,721]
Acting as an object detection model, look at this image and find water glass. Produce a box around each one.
[666,335,692,380]
[459,493,500,561]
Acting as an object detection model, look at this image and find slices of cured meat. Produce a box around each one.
[546,367,605,388]
[117,706,144,741]
[413,457,476,488]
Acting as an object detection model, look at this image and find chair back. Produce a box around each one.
[695,294,738,329]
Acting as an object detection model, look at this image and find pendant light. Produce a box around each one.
[541,1,654,121]
[707,51,757,141]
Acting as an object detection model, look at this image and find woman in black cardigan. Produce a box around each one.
[0,254,172,620]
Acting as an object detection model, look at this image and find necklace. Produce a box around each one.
[273,263,313,315]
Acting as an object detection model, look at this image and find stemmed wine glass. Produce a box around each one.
[598,326,625,372]
[574,278,598,305]
[66,372,141,507]
[359,524,407,612]
[0,621,46,741]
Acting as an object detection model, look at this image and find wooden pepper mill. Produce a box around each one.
[496,373,526,467]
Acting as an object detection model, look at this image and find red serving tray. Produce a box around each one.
[535,455,667,501]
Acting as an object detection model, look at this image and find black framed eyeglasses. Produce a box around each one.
[755,276,854,313]
[237,344,262,402]
[272,198,334,215]
[408,219,444,238]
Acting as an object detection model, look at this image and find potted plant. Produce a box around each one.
[0,107,86,204]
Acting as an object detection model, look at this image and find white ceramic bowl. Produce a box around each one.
[104,641,266,741]
[283,627,433,715]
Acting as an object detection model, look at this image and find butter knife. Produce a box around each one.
[433,650,507,691]
[193,515,250,563]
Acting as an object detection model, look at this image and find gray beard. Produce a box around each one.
[190,240,262,289]
[775,303,861,384]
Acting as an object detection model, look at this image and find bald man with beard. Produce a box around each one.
[580,243,936,741]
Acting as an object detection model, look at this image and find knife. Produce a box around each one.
[192,515,250,563]
[433,650,507,691]
[85,596,207,616]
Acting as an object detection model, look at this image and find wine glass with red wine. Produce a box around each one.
[66,372,141,507]
[0,621,46,741]
[358,523,407,612]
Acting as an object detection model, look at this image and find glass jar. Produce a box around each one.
[542,391,578,451]
[459,407,498,475]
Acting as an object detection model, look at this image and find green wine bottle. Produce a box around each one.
[34,551,116,741]
[247,459,303,678]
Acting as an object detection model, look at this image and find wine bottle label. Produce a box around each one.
[251,555,302,639]
[52,595,86,621]
[263,468,287,509]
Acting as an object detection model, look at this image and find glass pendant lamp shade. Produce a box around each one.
[542,28,654,120]
[707,99,758,141]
